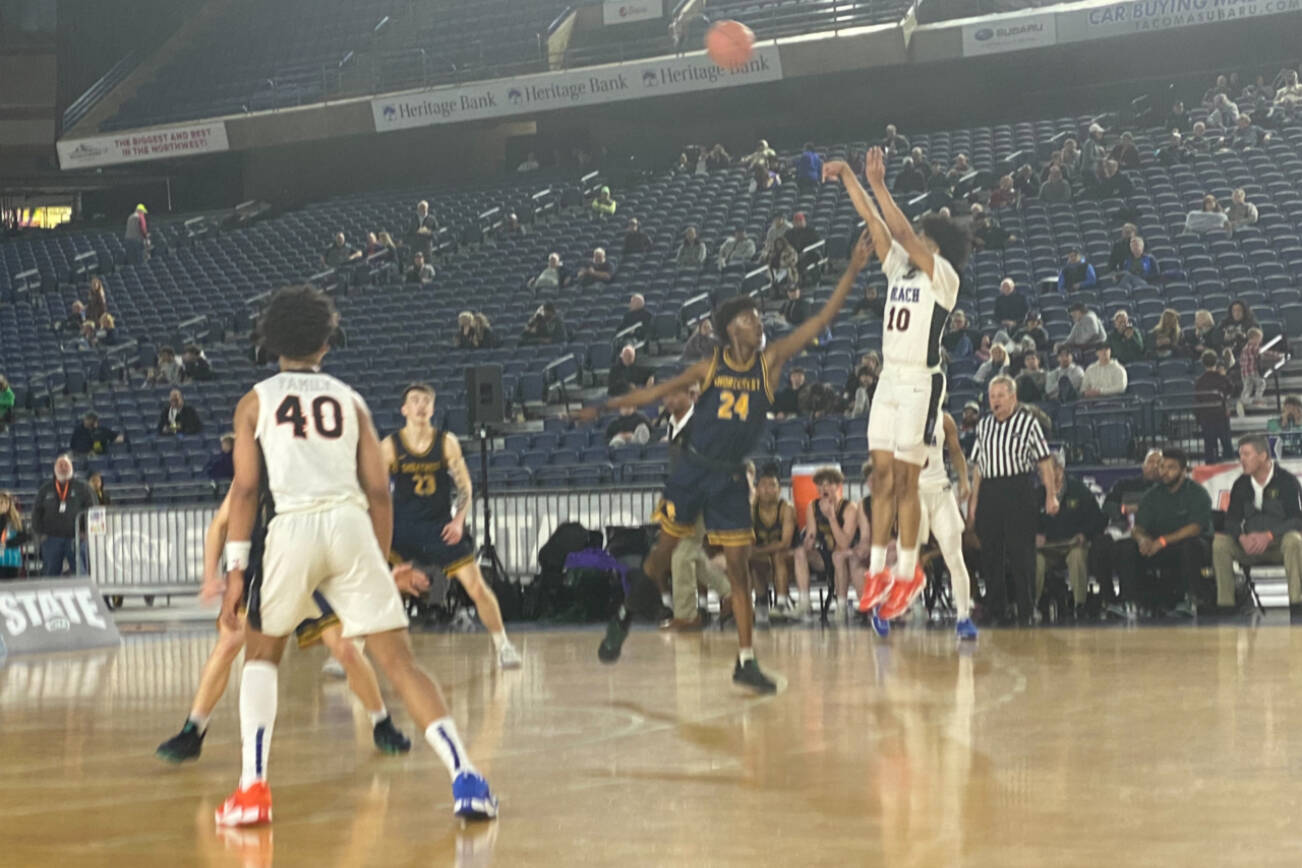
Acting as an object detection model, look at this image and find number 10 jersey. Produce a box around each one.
[254,370,370,515]
[881,240,960,372]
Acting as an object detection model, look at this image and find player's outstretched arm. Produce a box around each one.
[200,491,232,603]
[222,391,261,627]
[355,399,395,561]
[580,357,713,418]
[942,413,970,501]
[765,231,871,371]
[823,160,891,262]
[862,146,938,279]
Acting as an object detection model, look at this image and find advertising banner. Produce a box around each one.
[372,46,783,132]
[603,0,663,25]
[56,122,230,170]
[961,12,1057,56]
[1055,0,1302,43]
[0,577,121,657]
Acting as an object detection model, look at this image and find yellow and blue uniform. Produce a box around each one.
[753,500,796,550]
[656,347,774,547]
[389,428,476,576]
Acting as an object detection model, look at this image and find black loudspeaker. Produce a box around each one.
[465,364,505,428]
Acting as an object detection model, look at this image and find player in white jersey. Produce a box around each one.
[214,285,497,827]
[874,412,978,640]
[824,149,970,624]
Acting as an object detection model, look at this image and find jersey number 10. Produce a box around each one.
[886,306,912,332]
[276,395,344,439]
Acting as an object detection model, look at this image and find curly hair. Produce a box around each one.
[712,295,759,340]
[919,213,972,272]
[257,285,338,360]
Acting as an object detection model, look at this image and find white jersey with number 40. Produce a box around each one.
[881,240,960,371]
[253,370,370,515]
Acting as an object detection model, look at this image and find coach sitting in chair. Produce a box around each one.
[1035,452,1106,617]
[1212,434,1302,615]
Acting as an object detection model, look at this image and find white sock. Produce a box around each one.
[368,706,389,726]
[896,546,918,581]
[490,631,508,652]
[187,711,210,734]
[425,717,476,781]
[239,661,278,789]
[869,546,887,574]
[798,589,810,610]
[738,647,755,663]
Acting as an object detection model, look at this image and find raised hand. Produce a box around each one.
[865,147,886,186]
[822,160,849,182]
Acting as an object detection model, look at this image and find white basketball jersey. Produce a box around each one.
[881,241,960,371]
[253,371,369,515]
[918,436,950,493]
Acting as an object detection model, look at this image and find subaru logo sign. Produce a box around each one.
[974,28,994,41]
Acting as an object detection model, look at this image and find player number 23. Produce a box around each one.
[412,473,438,496]
[717,389,750,421]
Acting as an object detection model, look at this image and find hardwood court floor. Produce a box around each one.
[3,622,1302,867]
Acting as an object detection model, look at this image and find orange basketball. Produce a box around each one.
[705,19,754,70]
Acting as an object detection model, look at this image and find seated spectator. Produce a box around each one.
[975,343,1012,385]
[1046,345,1085,402]
[1038,165,1072,203]
[1060,138,1083,180]
[942,310,978,359]
[778,284,810,328]
[749,161,781,193]
[1089,159,1133,199]
[1213,434,1302,614]
[1224,113,1269,150]
[1109,132,1141,169]
[1165,100,1191,132]
[675,227,708,269]
[590,186,617,217]
[704,143,732,171]
[1268,395,1302,458]
[607,345,653,397]
[157,388,202,436]
[717,226,756,271]
[893,157,926,196]
[1194,350,1235,463]
[618,294,654,340]
[1065,302,1107,350]
[520,302,566,345]
[77,321,99,351]
[405,251,435,284]
[880,123,911,156]
[849,367,877,417]
[70,411,123,455]
[1057,248,1098,294]
[204,433,236,482]
[516,151,540,172]
[1227,188,1259,232]
[1186,121,1212,154]
[1016,352,1046,403]
[681,318,717,363]
[86,276,109,322]
[375,231,398,256]
[576,248,614,286]
[970,205,1016,251]
[1214,299,1257,356]
[784,212,820,257]
[793,142,822,191]
[472,313,497,348]
[841,352,881,403]
[606,405,651,448]
[97,313,118,346]
[322,232,362,268]
[621,218,651,256]
[528,252,571,291]
[1015,311,1050,353]
[182,344,213,381]
[767,236,800,295]
[1156,129,1192,166]
[0,374,13,426]
[1082,344,1128,398]
[1275,69,1302,108]
[989,174,1020,209]
[146,345,184,386]
[1036,453,1107,614]
[1013,164,1038,199]
[1107,223,1138,273]
[1148,309,1181,359]
[1115,237,1159,289]
[1108,310,1145,363]
[852,283,886,319]
[773,368,807,418]
[1183,309,1219,357]
[1039,150,1065,183]
[1081,123,1108,174]
[760,212,792,260]
[1207,93,1240,128]
[1185,194,1230,234]
[64,301,87,335]
[408,200,438,259]
[499,212,527,239]
[993,278,1029,330]
[1115,449,1212,617]
[455,311,495,349]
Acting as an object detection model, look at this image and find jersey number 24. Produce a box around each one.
[276,395,344,439]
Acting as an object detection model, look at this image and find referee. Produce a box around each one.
[967,376,1058,625]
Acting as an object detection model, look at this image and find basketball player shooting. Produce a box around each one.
[214,285,497,827]
[824,148,970,628]
[579,232,873,693]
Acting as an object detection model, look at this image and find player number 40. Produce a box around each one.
[887,307,911,332]
[275,394,344,439]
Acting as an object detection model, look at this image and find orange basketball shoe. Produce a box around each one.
[877,566,926,621]
[858,569,895,613]
[215,781,272,827]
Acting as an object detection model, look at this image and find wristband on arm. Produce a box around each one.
[1158,536,1168,549]
[224,541,251,571]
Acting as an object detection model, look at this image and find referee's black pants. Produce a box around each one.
[976,476,1037,620]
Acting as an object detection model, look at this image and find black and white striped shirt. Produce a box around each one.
[970,406,1051,479]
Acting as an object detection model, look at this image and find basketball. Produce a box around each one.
[705,19,754,70]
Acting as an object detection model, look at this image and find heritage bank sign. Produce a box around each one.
[371,47,784,131]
